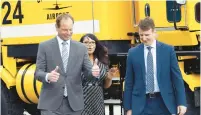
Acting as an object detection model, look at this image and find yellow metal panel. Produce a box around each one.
[134,1,185,27]
[93,1,135,40]
[196,31,200,35]
[16,58,33,63]
[2,46,17,77]
[178,62,200,91]
[0,66,16,89]
[1,34,102,45]
[1,0,93,25]
[1,0,94,42]
[156,31,198,46]
[1,36,53,45]
[178,56,197,60]
[1,1,136,43]
[135,1,168,26]
[196,32,200,42]
[186,1,200,30]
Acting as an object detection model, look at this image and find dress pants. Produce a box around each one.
[141,93,174,115]
[41,97,82,115]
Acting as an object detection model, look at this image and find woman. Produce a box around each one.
[80,33,116,115]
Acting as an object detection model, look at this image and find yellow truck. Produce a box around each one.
[0,0,200,115]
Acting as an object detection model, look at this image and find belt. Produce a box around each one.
[83,83,101,86]
[146,92,161,98]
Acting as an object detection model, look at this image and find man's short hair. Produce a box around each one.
[56,13,74,28]
[138,17,155,31]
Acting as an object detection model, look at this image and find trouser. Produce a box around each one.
[141,93,175,115]
[41,97,82,115]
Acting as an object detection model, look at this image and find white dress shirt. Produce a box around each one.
[45,36,70,97]
[144,40,160,93]
[57,36,70,58]
[45,36,70,81]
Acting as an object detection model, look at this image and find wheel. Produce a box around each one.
[24,104,41,115]
[1,80,24,115]
[184,83,200,115]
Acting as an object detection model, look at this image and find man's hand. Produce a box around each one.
[126,110,132,115]
[47,66,60,82]
[92,58,100,77]
[177,105,187,115]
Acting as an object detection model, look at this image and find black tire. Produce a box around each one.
[185,83,200,115]
[1,80,24,115]
[24,104,41,115]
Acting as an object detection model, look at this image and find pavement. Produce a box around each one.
[24,105,123,115]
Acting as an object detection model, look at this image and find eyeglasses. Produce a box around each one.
[83,41,96,45]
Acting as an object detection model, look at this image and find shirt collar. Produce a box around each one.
[144,40,156,49]
[57,36,70,45]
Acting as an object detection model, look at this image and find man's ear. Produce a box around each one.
[153,30,158,38]
[55,24,58,31]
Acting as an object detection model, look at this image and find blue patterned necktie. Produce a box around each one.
[62,41,68,96]
[146,46,154,93]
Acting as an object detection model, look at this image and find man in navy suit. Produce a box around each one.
[123,17,187,115]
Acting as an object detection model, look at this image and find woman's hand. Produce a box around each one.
[107,67,119,79]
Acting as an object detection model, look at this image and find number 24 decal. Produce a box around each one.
[2,0,24,24]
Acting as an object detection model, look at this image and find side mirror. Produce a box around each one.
[176,0,186,5]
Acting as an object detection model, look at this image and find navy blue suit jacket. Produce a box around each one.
[123,41,186,115]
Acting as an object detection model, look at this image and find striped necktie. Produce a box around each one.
[62,41,68,96]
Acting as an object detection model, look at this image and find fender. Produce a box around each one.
[0,66,16,89]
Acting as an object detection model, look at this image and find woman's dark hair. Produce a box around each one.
[80,33,109,65]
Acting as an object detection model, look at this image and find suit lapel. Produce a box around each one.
[51,38,65,73]
[156,41,162,83]
[139,44,146,83]
[66,40,76,74]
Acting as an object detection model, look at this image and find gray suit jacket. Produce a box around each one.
[34,37,93,111]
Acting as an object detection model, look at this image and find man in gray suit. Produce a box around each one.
[35,13,100,115]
